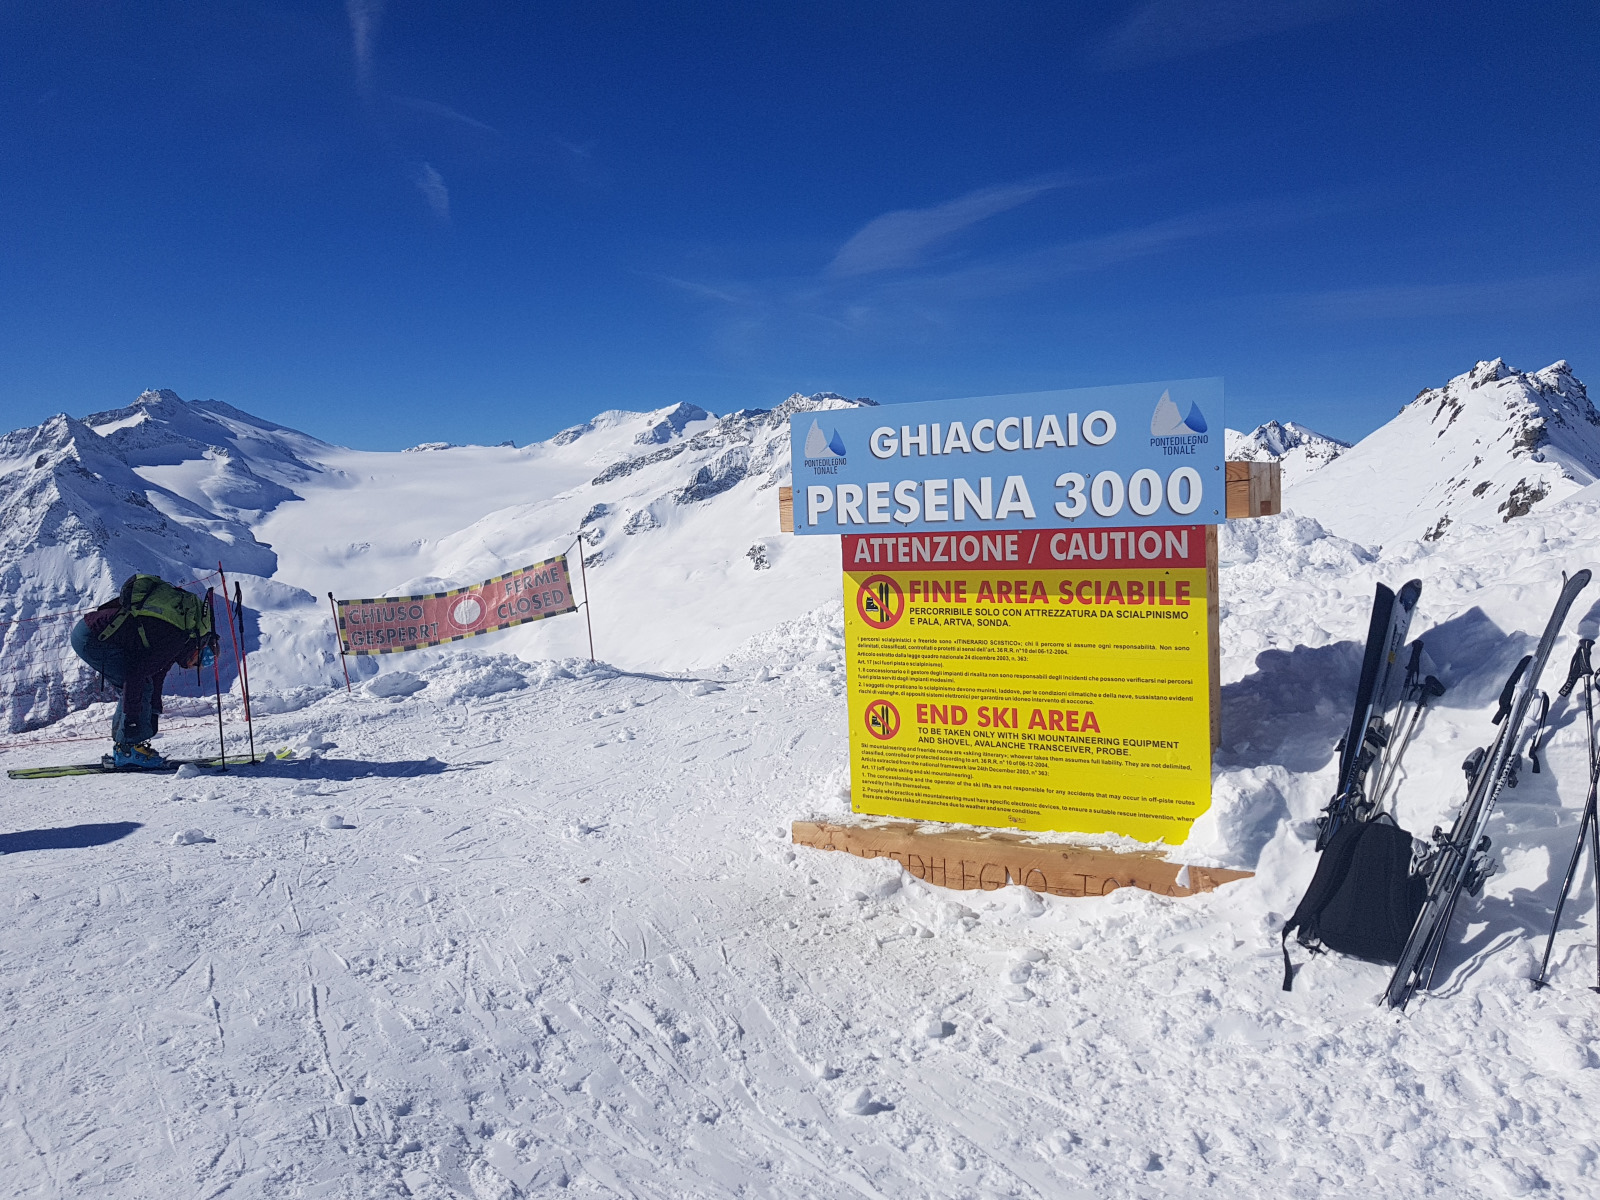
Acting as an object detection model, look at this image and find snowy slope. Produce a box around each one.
[0,390,867,729]
[5,483,1600,1195]
[85,388,335,520]
[1286,359,1600,546]
[1224,419,1349,485]
[8,369,1600,1196]
[249,391,866,693]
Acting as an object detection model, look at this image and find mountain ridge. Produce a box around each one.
[1285,358,1600,546]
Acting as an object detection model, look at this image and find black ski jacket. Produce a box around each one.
[83,601,198,733]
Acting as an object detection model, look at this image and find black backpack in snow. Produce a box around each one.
[1281,814,1428,991]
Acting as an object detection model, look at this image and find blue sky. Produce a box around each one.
[2,1,1595,448]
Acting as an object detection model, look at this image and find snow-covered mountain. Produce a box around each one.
[0,388,869,732]
[1224,420,1349,485]
[84,388,334,522]
[0,404,281,732]
[1285,359,1600,546]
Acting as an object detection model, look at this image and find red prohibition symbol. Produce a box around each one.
[864,699,901,741]
[856,574,905,630]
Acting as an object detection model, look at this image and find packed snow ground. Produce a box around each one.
[7,491,1600,1197]
[7,363,1600,1197]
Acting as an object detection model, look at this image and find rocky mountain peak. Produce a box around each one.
[1289,358,1600,545]
[1224,419,1348,486]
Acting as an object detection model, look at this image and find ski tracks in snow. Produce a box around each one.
[2,659,1600,1196]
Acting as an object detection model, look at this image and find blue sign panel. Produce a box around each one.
[788,378,1224,534]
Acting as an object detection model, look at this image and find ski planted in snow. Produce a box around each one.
[1387,569,1592,1010]
[1317,578,1424,851]
[8,752,277,780]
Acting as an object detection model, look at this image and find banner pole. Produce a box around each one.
[576,533,595,663]
[328,592,353,694]
[206,589,227,771]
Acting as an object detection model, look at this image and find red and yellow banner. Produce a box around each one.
[843,526,1213,841]
[336,555,576,655]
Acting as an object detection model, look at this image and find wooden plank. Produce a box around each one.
[1225,459,1282,518]
[778,486,794,533]
[1258,460,1282,515]
[1225,477,1252,518]
[793,819,1253,898]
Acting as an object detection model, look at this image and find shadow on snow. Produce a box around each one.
[0,821,142,854]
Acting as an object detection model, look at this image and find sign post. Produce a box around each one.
[791,379,1226,843]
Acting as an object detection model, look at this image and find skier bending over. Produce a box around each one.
[69,575,219,769]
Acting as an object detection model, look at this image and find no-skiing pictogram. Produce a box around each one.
[857,575,904,630]
[864,699,900,740]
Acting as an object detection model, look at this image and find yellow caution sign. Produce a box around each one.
[843,527,1214,841]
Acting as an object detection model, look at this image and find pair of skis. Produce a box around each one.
[1316,578,1443,850]
[1386,570,1593,1009]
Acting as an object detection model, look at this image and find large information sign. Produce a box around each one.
[790,377,1224,535]
[841,526,1215,841]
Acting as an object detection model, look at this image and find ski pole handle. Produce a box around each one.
[1560,639,1595,698]
[1494,656,1532,725]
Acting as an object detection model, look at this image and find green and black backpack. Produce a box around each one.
[98,575,215,649]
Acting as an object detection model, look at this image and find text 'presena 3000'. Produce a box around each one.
[788,378,1224,534]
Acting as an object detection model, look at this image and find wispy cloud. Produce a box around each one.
[1285,271,1600,321]
[1097,0,1370,69]
[413,163,449,222]
[827,177,1071,279]
[652,274,751,306]
[844,193,1340,305]
[391,96,498,135]
[345,0,384,87]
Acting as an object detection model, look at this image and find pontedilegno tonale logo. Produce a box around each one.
[804,419,847,475]
[1149,389,1209,457]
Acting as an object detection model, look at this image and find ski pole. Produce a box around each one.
[216,563,245,698]
[206,590,227,771]
[216,567,250,762]
[1590,783,1600,994]
[1534,639,1597,988]
[235,581,256,763]
[328,592,352,694]
[217,568,257,764]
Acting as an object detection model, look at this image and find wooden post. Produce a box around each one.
[778,486,794,533]
[1226,460,1281,517]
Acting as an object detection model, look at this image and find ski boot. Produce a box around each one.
[103,741,167,770]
